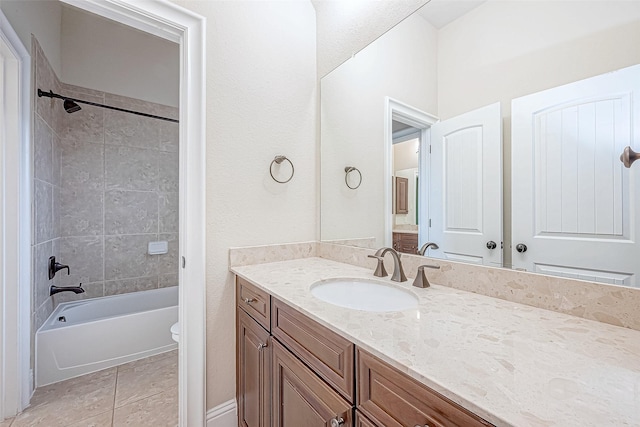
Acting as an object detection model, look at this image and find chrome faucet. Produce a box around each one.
[418,242,439,256]
[368,247,407,282]
[412,264,441,288]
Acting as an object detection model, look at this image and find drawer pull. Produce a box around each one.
[330,417,345,427]
[257,342,268,350]
[243,297,256,304]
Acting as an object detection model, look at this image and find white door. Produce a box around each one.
[512,64,640,286]
[429,102,502,266]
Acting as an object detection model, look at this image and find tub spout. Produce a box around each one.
[50,284,85,296]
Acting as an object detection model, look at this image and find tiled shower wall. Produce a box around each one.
[32,37,179,339]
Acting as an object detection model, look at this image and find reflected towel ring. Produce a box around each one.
[344,166,362,189]
[270,155,295,183]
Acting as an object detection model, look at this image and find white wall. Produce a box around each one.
[170,0,317,410]
[313,0,428,77]
[61,5,179,107]
[321,12,437,245]
[438,0,640,266]
[0,0,61,74]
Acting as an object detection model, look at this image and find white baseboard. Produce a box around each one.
[206,399,237,427]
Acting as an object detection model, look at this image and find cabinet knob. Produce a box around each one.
[257,342,268,350]
[330,417,344,427]
[243,297,256,304]
[414,425,430,427]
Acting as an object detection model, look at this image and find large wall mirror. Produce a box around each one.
[320,0,640,287]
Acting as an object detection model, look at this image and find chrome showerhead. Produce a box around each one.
[63,99,81,113]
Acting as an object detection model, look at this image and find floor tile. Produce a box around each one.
[115,351,177,407]
[117,349,176,372]
[0,418,14,427]
[67,411,113,427]
[12,368,116,427]
[113,389,178,427]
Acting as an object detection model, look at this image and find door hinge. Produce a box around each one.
[429,218,432,227]
[429,144,432,154]
[181,256,186,268]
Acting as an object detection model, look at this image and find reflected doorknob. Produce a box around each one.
[516,243,528,253]
[486,241,497,250]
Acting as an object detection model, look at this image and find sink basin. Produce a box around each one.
[310,279,419,312]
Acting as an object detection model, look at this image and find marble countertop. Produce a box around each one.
[231,257,640,427]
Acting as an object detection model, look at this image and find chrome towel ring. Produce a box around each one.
[344,166,362,189]
[270,155,294,183]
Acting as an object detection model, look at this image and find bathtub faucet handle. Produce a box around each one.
[48,256,70,280]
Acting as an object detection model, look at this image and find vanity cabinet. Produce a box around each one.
[236,276,494,427]
[393,232,418,254]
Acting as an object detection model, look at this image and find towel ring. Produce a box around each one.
[344,166,362,189]
[270,155,294,184]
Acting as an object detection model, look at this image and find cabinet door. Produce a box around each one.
[237,309,271,427]
[273,339,352,427]
[395,177,409,214]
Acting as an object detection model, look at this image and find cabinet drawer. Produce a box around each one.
[236,277,270,330]
[357,349,493,427]
[272,340,352,427]
[272,298,354,402]
[356,410,378,427]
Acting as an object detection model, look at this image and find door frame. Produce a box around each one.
[384,97,438,248]
[0,9,32,418]
[58,1,206,425]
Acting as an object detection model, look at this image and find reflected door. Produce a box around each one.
[429,102,502,266]
[511,64,640,286]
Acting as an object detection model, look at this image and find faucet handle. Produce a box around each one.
[367,255,388,278]
[413,264,440,288]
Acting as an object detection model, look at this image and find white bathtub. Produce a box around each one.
[36,286,178,387]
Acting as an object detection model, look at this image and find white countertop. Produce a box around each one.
[231,257,640,427]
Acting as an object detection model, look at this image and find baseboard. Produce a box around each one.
[206,399,237,427]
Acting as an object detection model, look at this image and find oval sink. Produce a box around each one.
[310,279,418,312]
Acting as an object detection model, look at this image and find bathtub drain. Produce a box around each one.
[58,316,66,322]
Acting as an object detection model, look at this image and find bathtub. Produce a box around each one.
[36,286,178,387]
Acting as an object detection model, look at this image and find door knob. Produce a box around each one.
[620,146,640,168]
[486,241,497,250]
[330,417,345,427]
[516,243,527,253]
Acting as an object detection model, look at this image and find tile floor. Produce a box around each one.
[2,350,178,427]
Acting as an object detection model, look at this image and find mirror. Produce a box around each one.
[320,0,640,286]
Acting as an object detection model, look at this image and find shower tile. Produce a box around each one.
[53,281,104,305]
[158,151,178,192]
[35,116,54,184]
[105,234,158,280]
[53,133,62,187]
[35,180,54,244]
[105,190,158,235]
[60,83,105,100]
[35,41,62,132]
[105,276,157,296]
[34,298,54,331]
[52,186,61,238]
[58,236,104,287]
[105,110,160,149]
[158,274,178,289]
[67,411,113,427]
[34,241,53,309]
[159,121,179,152]
[159,192,179,233]
[61,139,104,191]
[157,233,179,276]
[60,188,103,237]
[61,102,104,144]
[105,146,158,191]
[12,368,116,427]
[114,351,178,407]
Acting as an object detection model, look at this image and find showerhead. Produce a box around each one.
[63,99,81,113]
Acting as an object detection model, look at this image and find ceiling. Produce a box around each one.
[418,0,487,29]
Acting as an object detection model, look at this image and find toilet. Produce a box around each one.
[171,322,180,343]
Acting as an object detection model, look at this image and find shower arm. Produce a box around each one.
[37,89,178,123]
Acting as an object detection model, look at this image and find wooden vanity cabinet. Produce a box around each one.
[357,349,493,427]
[393,232,419,254]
